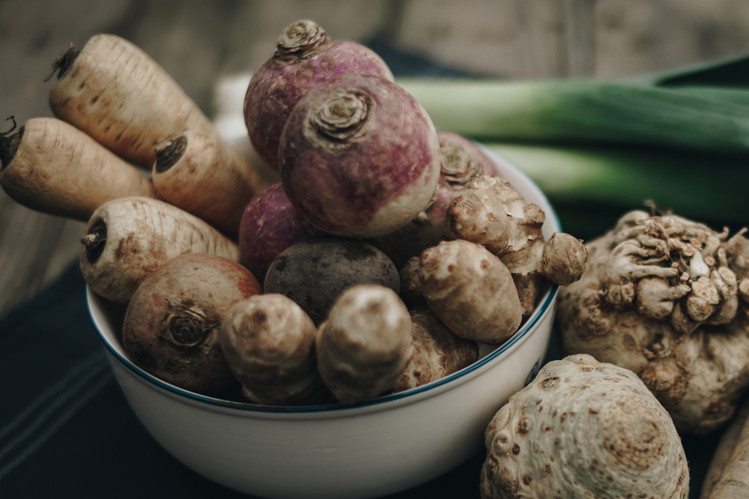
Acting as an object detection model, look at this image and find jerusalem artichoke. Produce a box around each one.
[446,174,586,318]
[219,293,326,406]
[392,308,478,393]
[316,284,412,404]
[418,239,522,344]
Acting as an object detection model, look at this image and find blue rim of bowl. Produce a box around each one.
[88,144,563,414]
[88,281,557,414]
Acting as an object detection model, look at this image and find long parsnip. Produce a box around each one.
[0,116,155,220]
[80,196,239,303]
[48,34,219,167]
[152,130,267,236]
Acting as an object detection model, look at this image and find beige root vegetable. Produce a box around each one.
[152,130,266,236]
[557,209,749,433]
[392,308,478,393]
[219,293,327,406]
[446,174,587,317]
[480,353,689,499]
[701,396,749,498]
[0,116,154,220]
[418,239,522,344]
[122,253,261,396]
[48,34,220,167]
[80,196,239,303]
[316,284,412,404]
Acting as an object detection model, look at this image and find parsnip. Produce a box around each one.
[80,196,239,303]
[703,396,749,498]
[152,130,266,236]
[0,116,154,220]
[701,398,749,497]
[48,34,218,167]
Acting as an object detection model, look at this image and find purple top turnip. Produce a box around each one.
[278,73,442,238]
[243,19,394,170]
[370,130,501,267]
[238,182,317,281]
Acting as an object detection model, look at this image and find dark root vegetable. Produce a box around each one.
[238,182,318,281]
[122,253,261,397]
[263,238,400,325]
[244,19,393,170]
[279,73,441,238]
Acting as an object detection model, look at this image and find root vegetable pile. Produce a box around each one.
[5,20,614,496]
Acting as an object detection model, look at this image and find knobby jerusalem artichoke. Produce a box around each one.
[557,209,749,433]
[480,354,689,499]
[219,293,327,406]
[316,284,412,404]
[392,308,479,393]
[446,174,587,318]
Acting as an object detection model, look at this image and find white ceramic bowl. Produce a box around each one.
[87,145,560,499]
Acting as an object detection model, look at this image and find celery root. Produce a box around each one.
[557,209,749,434]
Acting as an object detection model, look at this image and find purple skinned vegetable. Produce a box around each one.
[243,19,393,171]
[238,182,318,282]
[278,73,442,239]
[370,130,502,267]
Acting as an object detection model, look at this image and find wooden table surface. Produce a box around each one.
[2,0,748,319]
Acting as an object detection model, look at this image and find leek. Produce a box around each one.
[395,57,749,237]
[398,78,749,157]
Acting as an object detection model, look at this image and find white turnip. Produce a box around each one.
[243,19,393,170]
[279,73,441,238]
[370,130,500,267]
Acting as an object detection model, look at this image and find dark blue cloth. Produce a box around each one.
[0,37,719,499]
